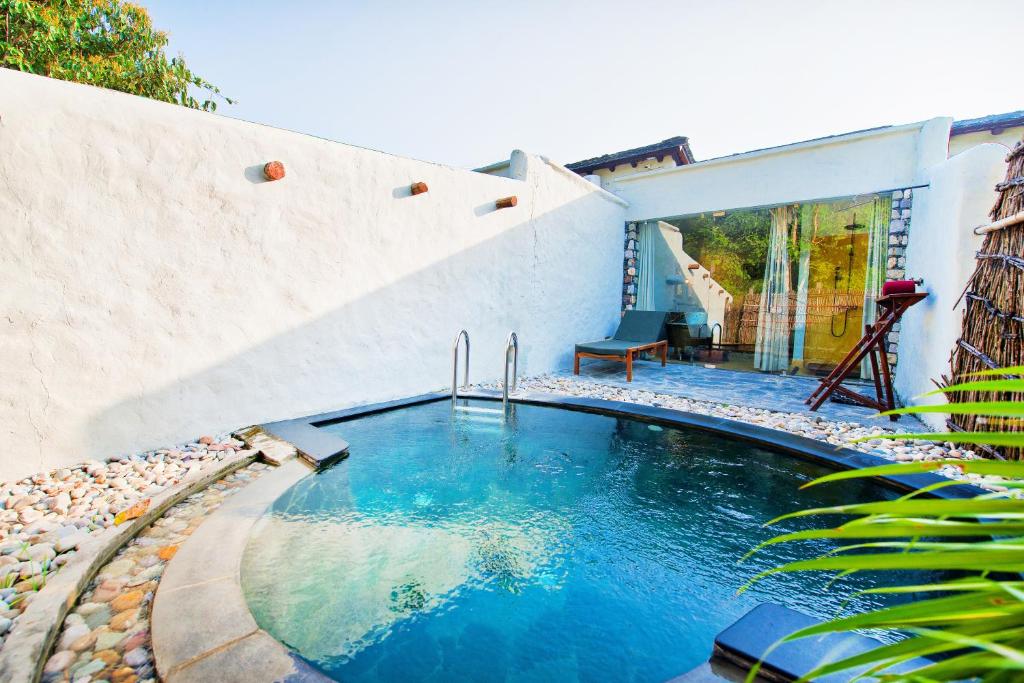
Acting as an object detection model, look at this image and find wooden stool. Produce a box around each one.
[805,292,928,420]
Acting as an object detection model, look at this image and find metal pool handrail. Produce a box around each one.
[452,329,470,406]
[503,331,518,409]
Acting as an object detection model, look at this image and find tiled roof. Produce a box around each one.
[566,136,695,174]
[951,110,1024,135]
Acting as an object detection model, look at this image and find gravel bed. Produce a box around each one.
[486,374,1011,492]
[0,434,247,651]
[40,461,270,683]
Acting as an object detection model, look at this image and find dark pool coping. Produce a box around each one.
[260,392,447,469]
[712,603,932,682]
[263,389,986,499]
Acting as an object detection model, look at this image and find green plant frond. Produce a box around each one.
[754,520,1023,553]
[923,379,1024,395]
[800,459,1024,487]
[766,547,1024,573]
[819,539,1024,556]
[897,479,977,498]
[766,497,1024,525]
[777,591,1024,639]
[868,432,1024,447]
[881,401,1024,418]
[795,621,1024,681]
[890,647,1024,680]
[852,577,1022,597]
[962,366,1024,378]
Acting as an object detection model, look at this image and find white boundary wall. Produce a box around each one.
[0,70,626,480]
[896,144,1008,428]
[603,119,952,221]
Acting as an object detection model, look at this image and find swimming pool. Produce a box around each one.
[242,398,919,682]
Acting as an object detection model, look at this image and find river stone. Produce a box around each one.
[94,627,126,651]
[109,608,138,631]
[123,646,150,667]
[84,604,111,630]
[119,629,147,653]
[100,559,135,577]
[71,657,105,678]
[58,622,91,650]
[110,590,143,612]
[43,649,76,674]
[70,629,97,652]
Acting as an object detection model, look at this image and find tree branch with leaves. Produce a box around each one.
[0,0,232,111]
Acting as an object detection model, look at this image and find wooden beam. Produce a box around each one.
[410,181,428,195]
[496,196,518,209]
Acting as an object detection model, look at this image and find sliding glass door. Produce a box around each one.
[637,193,889,379]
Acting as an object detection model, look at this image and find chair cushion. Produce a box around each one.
[613,310,668,343]
[574,339,640,356]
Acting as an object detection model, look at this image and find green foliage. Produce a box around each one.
[745,367,1024,681]
[0,0,231,110]
[671,209,772,296]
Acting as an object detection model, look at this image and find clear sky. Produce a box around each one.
[146,0,1024,169]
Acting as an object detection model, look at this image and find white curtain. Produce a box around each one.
[860,196,887,378]
[754,206,794,372]
[635,221,656,311]
[791,205,813,366]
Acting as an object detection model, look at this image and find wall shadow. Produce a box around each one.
[82,192,624,461]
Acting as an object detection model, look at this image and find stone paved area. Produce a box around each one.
[0,435,247,652]
[569,359,878,423]
[41,462,270,683]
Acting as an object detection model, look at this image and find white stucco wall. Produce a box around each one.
[949,127,1024,158]
[606,122,948,221]
[0,70,627,481]
[894,144,1007,427]
[649,222,731,331]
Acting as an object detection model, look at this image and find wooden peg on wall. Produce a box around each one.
[687,263,700,271]
[496,196,518,209]
[263,161,285,181]
[411,182,428,195]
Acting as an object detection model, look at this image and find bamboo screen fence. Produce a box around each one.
[946,138,1024,459]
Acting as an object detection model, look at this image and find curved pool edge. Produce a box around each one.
[153,390,984,683]
[266,389,986,501]
[150,457,333,683]
[479,390,987,500]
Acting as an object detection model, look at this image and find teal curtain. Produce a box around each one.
[635,221,656,311]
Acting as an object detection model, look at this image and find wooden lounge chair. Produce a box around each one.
[574,311,669,382]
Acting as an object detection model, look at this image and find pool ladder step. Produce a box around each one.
[449,329,520,411]
[453,405,505,416]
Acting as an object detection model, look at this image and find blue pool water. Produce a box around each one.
[242,399,914,682]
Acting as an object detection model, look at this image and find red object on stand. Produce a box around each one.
[881,280,917,296]
[805,292,928,420]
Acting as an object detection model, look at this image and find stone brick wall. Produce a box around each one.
[884,188,913,373]
[622,222,638,310]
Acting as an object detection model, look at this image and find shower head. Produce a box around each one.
[844,212,866,231]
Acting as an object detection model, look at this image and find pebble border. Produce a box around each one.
[0,449,259,683]
[41,461,271,683]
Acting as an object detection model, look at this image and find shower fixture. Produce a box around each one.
[830,214,866,338]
